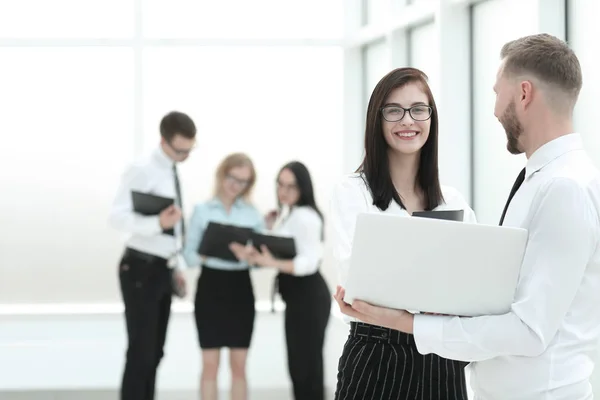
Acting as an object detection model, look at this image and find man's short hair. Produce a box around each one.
[159,111,197,141]
[500,33,582,112]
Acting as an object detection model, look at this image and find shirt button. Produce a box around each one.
[381,332,388,338]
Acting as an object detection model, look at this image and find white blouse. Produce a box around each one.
[329,173,477,292]
[272,205,324,276]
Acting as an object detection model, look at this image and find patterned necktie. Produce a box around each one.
[499,167,526,226]
[173,164,185,239]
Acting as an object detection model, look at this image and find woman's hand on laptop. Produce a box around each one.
[333,286,415,334]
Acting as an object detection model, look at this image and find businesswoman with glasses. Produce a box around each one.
[231,161,331,400]
[330,68,477,399]
[183,152,264,400]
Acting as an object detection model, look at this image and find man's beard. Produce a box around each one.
[500,101,523,155]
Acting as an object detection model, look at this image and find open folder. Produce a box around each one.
[131,191,175,236]
[198,222,297,262]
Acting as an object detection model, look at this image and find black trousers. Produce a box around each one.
[118,249,173,400]
[277,271,331,400]
[335,322,468,400]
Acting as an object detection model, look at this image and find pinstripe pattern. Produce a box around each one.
[334,323,467,400]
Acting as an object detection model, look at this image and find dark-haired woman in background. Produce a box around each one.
[330,67,476,399]
[231,161,331,400]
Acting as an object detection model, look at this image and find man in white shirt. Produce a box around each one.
[109,111,197,400]
[335,34,600,399]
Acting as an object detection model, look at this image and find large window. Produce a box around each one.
[0,47,135,303]
[0,2,343,305]
[471,0,538,224]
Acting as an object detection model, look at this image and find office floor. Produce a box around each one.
[0,310,473,399]
[0,389,300,400]
[0,311,345,400]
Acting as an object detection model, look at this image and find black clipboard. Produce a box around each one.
[131,191,175,235]
[412,209,464,221]
[198,222,254,262]
[251,233,297,260]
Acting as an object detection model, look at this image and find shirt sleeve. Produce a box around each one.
[289,208,323,276]
[413,177,598,361]
[108,164,162,236]
[329,176,369,287]
[182,204,205,268]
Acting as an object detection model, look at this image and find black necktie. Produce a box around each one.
[173,164,185,238]
[499,167,526,226]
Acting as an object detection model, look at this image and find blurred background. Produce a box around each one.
[0,0,598,398]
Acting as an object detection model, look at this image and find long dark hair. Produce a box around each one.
[277,161,324,237]
[358,67,444,211]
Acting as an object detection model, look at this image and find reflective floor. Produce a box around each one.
[0,389,304,400]
[0,310,345,400]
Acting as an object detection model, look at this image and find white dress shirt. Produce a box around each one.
[414,133,600,400]
[109,147,183,264]
[272,205,323,276]
[330,173,477,323]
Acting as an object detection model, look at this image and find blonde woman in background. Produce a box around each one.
[183,153,264,400]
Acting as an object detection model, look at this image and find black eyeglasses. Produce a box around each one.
[381,105,433,122]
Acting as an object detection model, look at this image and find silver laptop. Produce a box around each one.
[344,213,528,317]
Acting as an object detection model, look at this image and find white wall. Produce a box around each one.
[0,1,344,305]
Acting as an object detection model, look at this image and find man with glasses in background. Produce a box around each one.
[109,110,197,400]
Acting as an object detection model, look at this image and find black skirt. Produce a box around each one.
[194,265,255,349]
[335,322,468,400]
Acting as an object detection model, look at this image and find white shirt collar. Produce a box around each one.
[154,145,175,169]
[525,133,584,179]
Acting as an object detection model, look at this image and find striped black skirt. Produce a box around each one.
[334,322,468,400]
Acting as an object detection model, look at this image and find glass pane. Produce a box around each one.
[0,47,134,303]
[365,0,389,26]
[143,0,343,39]
[409,23,439,102]
[471,0,538,224]
[363,39,390,102]
[568,0,600,167]
[0,0,134,38]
